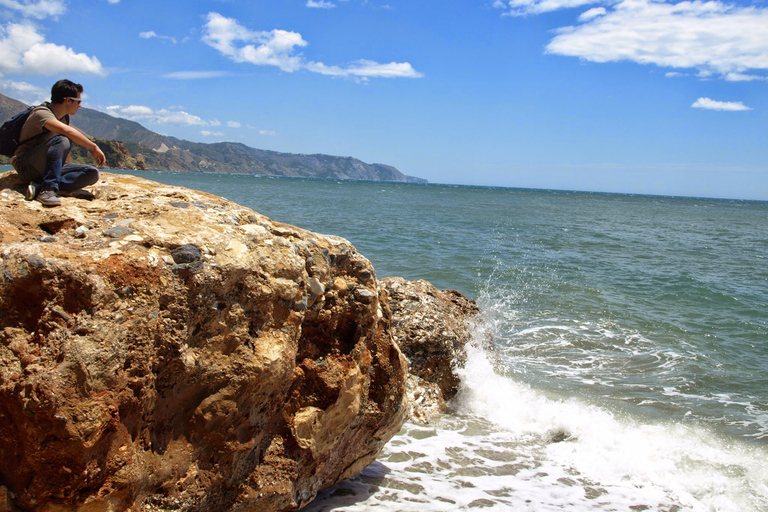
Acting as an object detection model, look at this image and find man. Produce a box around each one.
[12,79,105,207]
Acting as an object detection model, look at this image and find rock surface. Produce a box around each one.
[0,171,408,512]
[380,277,481,423]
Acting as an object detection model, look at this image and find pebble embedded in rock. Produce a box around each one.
[308,278,325,296]
[171,244,202,264]
[355,288,376,303]
[26,255,46,269]
[102,226,136,239]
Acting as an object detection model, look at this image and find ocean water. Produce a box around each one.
[117,171,768,511]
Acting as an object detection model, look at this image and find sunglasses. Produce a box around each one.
[67,97,83,104]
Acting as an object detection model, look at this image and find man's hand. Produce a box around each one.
[92,145,106,167]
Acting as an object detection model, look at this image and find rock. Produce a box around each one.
[380,276,481,421]
[0,486,14,512]
[307,278,325,296]
[74,225,89,238]
[171,243,202,264]
[102,226,136,239]
[405,374,443,425]
[0,171,408,512]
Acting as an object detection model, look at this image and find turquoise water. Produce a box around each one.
[115,170,768,510]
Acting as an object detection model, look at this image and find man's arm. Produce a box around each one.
[43,118,106,167]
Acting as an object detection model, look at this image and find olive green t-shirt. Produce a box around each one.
[14,103,70,157]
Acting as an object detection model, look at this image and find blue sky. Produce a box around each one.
[1,0,766,200]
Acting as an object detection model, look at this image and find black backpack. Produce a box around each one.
[0,105,51,157]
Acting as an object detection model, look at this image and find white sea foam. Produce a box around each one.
[303,339,768,512]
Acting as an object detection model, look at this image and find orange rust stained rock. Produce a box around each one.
[0,171,408,512]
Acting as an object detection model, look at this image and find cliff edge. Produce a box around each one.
[0,171,408,511]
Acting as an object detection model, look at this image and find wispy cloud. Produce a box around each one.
[162,70,230,80]
[724,72,767,82]
[0,0,66,20]
[578,6,605,21]
[493,0,600,17]
[201,12,422,80]
[0,22,105,77]
[201,130,225,137]
[307,0,336,8]
[0,78,46,103]
[545,0,768,81]
[692,97,752,111]
[139,31,177,44]
[105,104,209,125]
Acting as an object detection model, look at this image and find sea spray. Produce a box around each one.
[304,296,768,512]
[453,335,768,511]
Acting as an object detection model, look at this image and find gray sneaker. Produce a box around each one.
[37,189,61,207]
[25,182,38,201]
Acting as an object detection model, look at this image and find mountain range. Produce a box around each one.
[0,93,426,183]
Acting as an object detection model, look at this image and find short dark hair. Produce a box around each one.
[51,79,83,104]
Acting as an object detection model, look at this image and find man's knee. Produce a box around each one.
[49,135,71,153]
[82,168,99,187]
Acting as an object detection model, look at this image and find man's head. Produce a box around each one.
[51,79,84,110]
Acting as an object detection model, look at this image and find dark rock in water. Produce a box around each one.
[545,428,574,444]
[381,276,483,423]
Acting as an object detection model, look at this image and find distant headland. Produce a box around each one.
[0,92,427,183]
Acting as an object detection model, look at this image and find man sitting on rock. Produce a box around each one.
[12,79,105,207]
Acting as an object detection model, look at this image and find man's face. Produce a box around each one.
[66,94,83,115]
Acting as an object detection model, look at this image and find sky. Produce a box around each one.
[0,0,766,200]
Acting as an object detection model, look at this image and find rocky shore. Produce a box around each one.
[0,171,479,512]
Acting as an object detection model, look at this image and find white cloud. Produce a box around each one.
[493,0,601,17]
[201,130,224,137]
[202,13,307,72]
[201,12,422,79]
[546,0,768,80]
[0,78,46,103]
[691,97,752,111]
[105,105,209,126]
[307,0,336,8]
[0,23,105,76]
[306,59,423,79]
[139,31,177,44]
[227,121,242,128]
[0,0,66,20]
[578,6,605,21]
[162,70,229,80]
[724,72,767,82]
[259,129,277,136]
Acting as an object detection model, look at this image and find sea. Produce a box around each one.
[97,170,768,510]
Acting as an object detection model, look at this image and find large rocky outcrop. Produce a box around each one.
[0,171,408,512]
